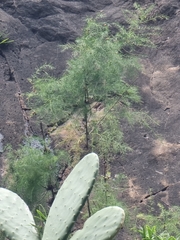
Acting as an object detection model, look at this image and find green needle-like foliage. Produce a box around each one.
[27,10,149,125]
[27,5,160,155]
[5,141,69,210]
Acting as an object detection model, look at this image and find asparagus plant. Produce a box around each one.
[0,153,125,240]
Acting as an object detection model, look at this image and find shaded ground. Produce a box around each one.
[1,0,180,239]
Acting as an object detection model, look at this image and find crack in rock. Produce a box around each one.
[0,50,15,81]
[0,49,33,137]
[16,92,34,137]
[140,186,169,203]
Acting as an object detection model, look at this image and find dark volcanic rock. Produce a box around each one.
[0,0,115,42]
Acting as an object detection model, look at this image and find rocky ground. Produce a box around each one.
[1,0,180,239]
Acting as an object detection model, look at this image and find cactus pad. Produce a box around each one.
[42,152,99,240]
[0,188,38,240]
[70,206,125,240]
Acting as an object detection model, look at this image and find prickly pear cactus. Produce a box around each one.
[0,188,38,240]
[70,206,125,240]
[0,153,125,240]
[42,152,99,240]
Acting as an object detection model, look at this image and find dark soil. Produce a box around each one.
[1,0,180,239]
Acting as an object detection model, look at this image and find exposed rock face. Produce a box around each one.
[1,1,180,238]
[0,0,125,147]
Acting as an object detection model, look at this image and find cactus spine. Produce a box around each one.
[0,153,125,240]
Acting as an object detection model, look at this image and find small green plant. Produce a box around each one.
[138,225,178,240]
[138,225,158,240]
[136,204,180,240]
[33,205,48,239]
[4,138,70,210]
[90,112,132,158]
[88,176,126,215]
[0,153,125,240]
[132,2,168,23]
[121,2,167,53]
[0,32,13,45]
